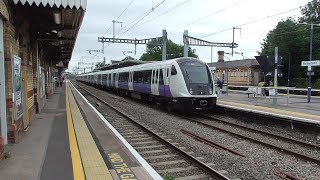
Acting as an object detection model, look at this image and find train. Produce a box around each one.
[76,57,217,111]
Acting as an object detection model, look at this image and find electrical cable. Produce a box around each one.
[133,0,193,29]
[118,0,166,38]
[201,6,302,38]
[103,0,136,36]
[185,1,243,27]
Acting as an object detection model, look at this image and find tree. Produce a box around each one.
[299,0,320,23]
[260,1,320,86]
[94,60,106,70]
[140,39,198,61]
[122,56,135,61]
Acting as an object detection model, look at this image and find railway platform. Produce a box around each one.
[0,81,161,180]
[217,91,320,125]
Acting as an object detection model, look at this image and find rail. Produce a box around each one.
[74,82,231,180]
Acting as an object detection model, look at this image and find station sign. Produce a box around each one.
[301,60,320,67]
[301,60,320,71]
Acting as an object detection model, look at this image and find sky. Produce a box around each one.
[67,0,311,73]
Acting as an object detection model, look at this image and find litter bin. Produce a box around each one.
[222,84,228,94]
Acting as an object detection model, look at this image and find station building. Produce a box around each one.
[208,51,261,86]
[0,0,86,158]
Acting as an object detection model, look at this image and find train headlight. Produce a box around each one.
[189,88,194,94]
[209,87,213,95]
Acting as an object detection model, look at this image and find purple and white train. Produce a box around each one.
[76,57,217,111]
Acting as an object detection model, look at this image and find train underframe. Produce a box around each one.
[78,80,216,112]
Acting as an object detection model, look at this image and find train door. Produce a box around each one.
[115,73,119,88]
[151,68,159,95]
[128,71,133,91]
[164,66,171,96]
[110,73,114,87]
[159,68,165,96]
[105,74,108,87]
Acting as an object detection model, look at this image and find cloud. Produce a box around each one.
[69,0,310,72]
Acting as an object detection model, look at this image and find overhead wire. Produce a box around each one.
[102,0,136,36]
[117,0,166,38]
[201,6,303,38]
[132,0,193,30]
[184,1,243,27]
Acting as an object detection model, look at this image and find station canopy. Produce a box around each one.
[12,0,87,68]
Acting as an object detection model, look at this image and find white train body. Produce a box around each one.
[77,57,217,110]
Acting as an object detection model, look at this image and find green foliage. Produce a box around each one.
[292,78,308,88]
[122,56,135,61]
[260,0,320,81]
[163,172,175,180]
[4,152,11,159]
[140,39,198,61]
[94,60,106,71]
[313,79,320,89]
[299,0,320,23]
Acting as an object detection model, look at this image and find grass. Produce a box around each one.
[163,172,175,180]
[4,152,10,159]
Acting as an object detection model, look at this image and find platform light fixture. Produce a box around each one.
[53,11,61,25]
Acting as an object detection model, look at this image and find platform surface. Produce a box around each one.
[0,85,73,180]
[218,91,320,124]
[69,81,161,180]
[0,81,161,180]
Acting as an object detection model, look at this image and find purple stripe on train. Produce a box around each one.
[118,82,129,90]
[133,83,151,94]
[108,82,172,97]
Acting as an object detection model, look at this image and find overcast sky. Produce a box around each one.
[68,0,310,72]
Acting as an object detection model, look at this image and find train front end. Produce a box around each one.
[171,58,217,111]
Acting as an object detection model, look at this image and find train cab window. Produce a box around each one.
[171,65,177,75]
[159,69,164,85]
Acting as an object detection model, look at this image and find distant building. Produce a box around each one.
[207,51,261,86]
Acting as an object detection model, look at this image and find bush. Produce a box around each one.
[292,78,308,88]
[313,79,320,89]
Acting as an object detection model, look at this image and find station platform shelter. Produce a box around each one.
[0,0,86,159]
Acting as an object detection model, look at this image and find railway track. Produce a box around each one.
[73,82,232,180]
[179,113,320,166]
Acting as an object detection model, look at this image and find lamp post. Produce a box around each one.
[299,22,320,103]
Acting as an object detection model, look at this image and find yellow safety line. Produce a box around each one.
[219,100,320,121]
[68,82,113,180]
[66,82,85,180]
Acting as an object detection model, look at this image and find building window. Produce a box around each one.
[244,72,248,77]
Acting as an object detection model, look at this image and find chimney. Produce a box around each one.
[218,51,224,63]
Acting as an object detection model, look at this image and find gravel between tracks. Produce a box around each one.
[75,82,320,179]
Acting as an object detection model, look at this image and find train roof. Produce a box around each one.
[77,57,200,76]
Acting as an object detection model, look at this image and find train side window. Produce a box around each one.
[159,69,164,85]
[143,70,151,84]
[133,71,143,83]
[171,65,177,75]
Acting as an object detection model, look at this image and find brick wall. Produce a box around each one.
[4,21,19,126]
